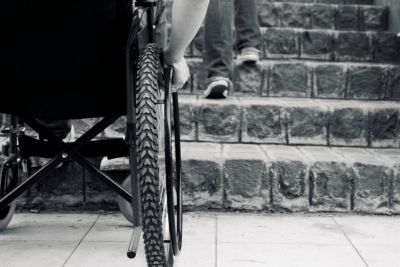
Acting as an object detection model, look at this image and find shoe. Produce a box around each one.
[204,78,229,99]
[237,47,260,63]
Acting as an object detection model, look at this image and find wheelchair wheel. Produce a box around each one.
[135,43,173,266]
[0,160,18,231]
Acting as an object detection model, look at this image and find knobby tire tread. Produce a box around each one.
[136,43,168,267]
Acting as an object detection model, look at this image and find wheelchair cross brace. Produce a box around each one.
[0,115,134,213]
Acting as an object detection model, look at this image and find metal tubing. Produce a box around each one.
[0,155,64,210]
[73,153,132,203]
[127,226,142,258]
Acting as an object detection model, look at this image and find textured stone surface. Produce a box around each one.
[264,28,299,59]
[388,66,400,100]
[335,148,392,214]
[241,98,286,143]
[312,4,335,29]
[301,30,334,60]
[187,59,206,92]
[360,6,388,31]
[328,102,368,146]
[233,62,264,96]
[284,99,329,145]
[374,33,400,63]
[196,98,241,142]
[223,144,267,210]
[347,66,386,100]
[313,64,346,98]
[181,143,223,208]
[280,3,311,28]
[73,118,102,138]
[257,1,280,27]
[301,147,352,212]
[369,149,400,214]
[336,5,359,30]
[269,63,309,97]
[367,104,399,148]
[335,32,372,62]
[262,145,309,211]
[178,96,197,141]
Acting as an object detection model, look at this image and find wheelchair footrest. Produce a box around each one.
[19,135,129,159]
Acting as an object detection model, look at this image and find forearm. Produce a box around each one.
[165,0,209,63]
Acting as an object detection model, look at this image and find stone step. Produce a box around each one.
[189,27,400,64]
[175,96,400,148]
[100,142,400,214]
[269,0,373,4]
[257,2,388,31]
[184,59,400,101]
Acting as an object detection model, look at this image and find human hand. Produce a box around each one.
[165,55,190,90]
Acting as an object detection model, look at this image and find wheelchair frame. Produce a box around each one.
[0,0,182,265]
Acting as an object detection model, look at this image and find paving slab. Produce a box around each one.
[0,213,98,242]
[217,214,349,245]
[217,243,366,267]
[1,212,400,267]
[0,240,77,267]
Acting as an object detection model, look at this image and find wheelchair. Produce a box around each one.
[0,0,183,266]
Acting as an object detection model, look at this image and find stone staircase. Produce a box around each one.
[164,0,400,215]
[2,0,400,214]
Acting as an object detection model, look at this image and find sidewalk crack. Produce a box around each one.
[215,216,218,267]
[62,214,101,267]
[332,217,369,267]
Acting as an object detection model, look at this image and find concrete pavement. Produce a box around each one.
[0,212,399,267]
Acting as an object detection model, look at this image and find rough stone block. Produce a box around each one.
[258,1,280,27]
[328,101,368,146]
[181,143,223,208]
[359,6,388,31]
[233,61,264,96]
[335,32,372,62]
[196,98,241,142]
[188,59,206,92]
[223,144,267,210]
[269,62,309,97]
[347,66,387,100]
[335,5,359,30]
[311,4,335,29]
[178,96,197,141]
[374,33,400,63]
[301,30,334,60]
[369,149,400,214]
[262,145,309,211]
[300,146,352,212]
[367,104,399,148]
[264,28,299,59]
[313,64,346,98]
[104,117,125,139]
[388,66,400,100]
[335,148,391,214]
[241,98,286,144]
[283,99,329,145]
[280,3,312,28]
[73,118,102,138]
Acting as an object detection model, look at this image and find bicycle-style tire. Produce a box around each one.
[0,160,18,231]
[135,43,172,266]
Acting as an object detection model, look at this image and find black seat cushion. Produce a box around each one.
[0,0,133,119]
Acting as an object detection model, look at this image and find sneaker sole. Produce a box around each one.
[205,85,228,99]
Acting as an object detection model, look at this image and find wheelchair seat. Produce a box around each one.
[0,0,133,119]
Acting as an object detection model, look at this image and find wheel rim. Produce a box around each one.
[0,162,17,221]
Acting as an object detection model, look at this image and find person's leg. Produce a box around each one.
[203,0,234,81]
[234,0,261,60]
